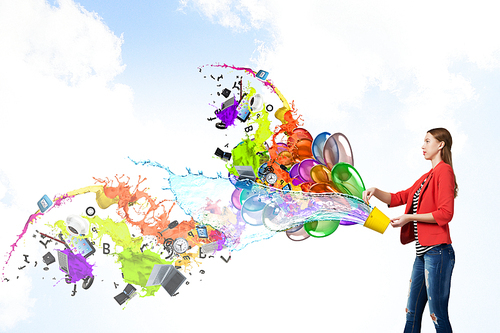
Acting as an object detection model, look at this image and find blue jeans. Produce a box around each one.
[404,244,455,333]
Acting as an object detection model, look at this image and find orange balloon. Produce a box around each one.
[286,128,313,148]
[293,128,313,140]
[293,139,313,161]
[310,164,332,183]
[300,182,314,192]
[277,151,293,167]
[309,182,337,193]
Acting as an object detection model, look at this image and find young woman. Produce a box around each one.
[363,128,457,333]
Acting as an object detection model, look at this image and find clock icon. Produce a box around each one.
[173,237,189,254]
[265,172,278,185]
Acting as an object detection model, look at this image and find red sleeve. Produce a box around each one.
[389,189,410,208]
[431,164,455,226]
[389,175,425,208]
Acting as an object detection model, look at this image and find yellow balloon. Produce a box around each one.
[310,164,332,183]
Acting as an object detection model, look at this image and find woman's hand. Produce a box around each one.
[390,214,412,228]
[363,187,377,205]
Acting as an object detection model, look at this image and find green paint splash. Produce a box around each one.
[84,216,173,296]
[86,216,142,252]
[49,215,174,297]
[228,85,274,176]
[117,248,172,297]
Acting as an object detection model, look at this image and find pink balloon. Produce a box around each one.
[333,133,354,166]
[323,134,339,170]
[231,188,243,210]
[323,132,354,169]
[286,226,310,241]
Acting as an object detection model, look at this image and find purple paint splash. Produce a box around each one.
[216,96,239,126]
[59,248,94,283]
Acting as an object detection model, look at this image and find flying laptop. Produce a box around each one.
[234,165,256,182]
[114,284,137,305]
[146,264,186,296]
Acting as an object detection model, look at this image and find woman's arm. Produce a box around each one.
[390,213,436,228]
[363,187,391,205]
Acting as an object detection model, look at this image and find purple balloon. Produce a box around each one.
[289,163,300,179]
[298,159,320,182]
[292,177,305,186]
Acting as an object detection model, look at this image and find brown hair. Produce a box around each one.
[428,128,458,198]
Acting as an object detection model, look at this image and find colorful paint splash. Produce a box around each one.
[2,64,391,304]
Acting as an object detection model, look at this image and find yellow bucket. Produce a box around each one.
[95,190,119,209]
[363,207,390,234]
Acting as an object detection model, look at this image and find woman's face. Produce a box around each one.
[422,132,443,161]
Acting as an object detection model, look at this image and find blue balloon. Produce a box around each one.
[312,132,331,165]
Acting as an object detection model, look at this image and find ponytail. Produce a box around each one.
[428,128,458,198]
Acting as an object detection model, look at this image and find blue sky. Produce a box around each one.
[1,0,499,332]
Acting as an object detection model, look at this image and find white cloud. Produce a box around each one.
[179,0,273,31]
[0,275,36,332]
[0,0,137,327]
[185,0,500,148]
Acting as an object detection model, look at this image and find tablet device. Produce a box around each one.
[59,233,96,258]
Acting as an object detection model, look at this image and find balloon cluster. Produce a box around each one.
[197,65,371,240]
[229,127,369,241]
[203,64,389,243]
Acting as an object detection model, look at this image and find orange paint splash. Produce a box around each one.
[93,175,193,244]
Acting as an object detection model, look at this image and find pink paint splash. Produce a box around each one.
[200,63,280,95]
[2,194,74,280]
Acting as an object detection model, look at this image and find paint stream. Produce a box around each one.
[2,193,76,280]
[129,159,277,252]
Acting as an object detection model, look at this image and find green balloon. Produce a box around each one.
[303,220,340,238]
[331,162,366,199]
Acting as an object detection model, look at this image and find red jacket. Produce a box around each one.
[389,161,455,246]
